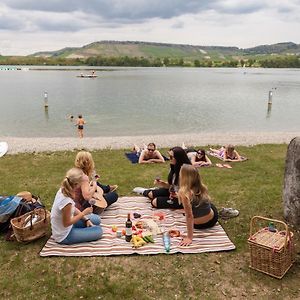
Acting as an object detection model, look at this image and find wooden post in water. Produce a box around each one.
[44,91,48,108]
[268,90,273,105]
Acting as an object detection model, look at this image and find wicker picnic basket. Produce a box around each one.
[10,207,50,243]
[248,216,295,279]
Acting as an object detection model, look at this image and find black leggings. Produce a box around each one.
[143,188,183,209]
[193,203,218,229]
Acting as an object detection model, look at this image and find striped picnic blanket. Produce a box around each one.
[40,197,235,257]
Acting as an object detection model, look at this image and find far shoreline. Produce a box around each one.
[1,131,299,155]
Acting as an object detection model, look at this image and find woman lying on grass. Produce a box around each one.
[178,164,218,246]
[187,149,212,167]
[210,144,242,162]
[50,167,103,245]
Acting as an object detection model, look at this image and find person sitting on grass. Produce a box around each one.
[210,144,242,162]
[178,164,218,246]
[50,167,103,245]
[133,146,191,208]
[187,149,212,167]
[133,143,165,164]
[74,151,118,214]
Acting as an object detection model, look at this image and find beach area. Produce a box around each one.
[2,131,299,155]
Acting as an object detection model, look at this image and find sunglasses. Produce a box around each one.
[147,148,155,152]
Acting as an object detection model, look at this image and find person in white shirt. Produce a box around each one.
[51,167,103,244]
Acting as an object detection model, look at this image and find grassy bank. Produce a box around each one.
[0,144,299,299]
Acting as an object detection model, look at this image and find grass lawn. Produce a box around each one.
[0,144,299,299]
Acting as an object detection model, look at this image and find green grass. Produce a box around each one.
[0,144,299,299]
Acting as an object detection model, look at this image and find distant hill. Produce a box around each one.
[30,41,300,61]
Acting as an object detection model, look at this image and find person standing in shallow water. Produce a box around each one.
[76,114,85,138]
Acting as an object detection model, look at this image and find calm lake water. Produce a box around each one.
[0,67,299,137]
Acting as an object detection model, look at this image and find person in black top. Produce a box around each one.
[142,146,191,209]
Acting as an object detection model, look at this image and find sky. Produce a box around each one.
[0,0,300,55]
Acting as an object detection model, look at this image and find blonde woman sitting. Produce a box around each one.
[50,168,103,245]
[178,164,218,246]
[74,151,118,213]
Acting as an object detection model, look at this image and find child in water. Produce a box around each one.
[76,114,85,138]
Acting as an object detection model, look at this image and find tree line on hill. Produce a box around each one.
[0,55,299,68]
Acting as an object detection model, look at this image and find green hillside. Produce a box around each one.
[1,40,299,68]
[31,41,300,61]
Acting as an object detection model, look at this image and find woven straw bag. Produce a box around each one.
[10,207,50,243]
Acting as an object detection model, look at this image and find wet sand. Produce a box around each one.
[1,131,299,155]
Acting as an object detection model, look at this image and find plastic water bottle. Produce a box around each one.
[163,232,171,253]
[268,222,276,233]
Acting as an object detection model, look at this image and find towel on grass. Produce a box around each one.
[40,197,235,257]
[208,151,248,162]
[125,152,169,164]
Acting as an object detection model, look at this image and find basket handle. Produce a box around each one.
[250,216,289,246]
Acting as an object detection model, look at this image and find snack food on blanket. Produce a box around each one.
[169,229,180,237]
[131,235,147,248]
[142,235,154,243]
[135,220,146,229]
[153,212,165,221]
[143,219,162,235]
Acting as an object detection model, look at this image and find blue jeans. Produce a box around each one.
[60,213,103,245]
[97,182,118,207]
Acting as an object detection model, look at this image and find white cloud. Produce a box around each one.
[0,1,299,55]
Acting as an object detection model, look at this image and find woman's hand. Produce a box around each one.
[82,207,93,216]
[180,236,192,246]
[86,220,93,227]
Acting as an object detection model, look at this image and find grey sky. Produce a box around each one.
[0,0,300,55]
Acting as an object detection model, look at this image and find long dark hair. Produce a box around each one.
[196,149,206,162]
[168,146,191,185]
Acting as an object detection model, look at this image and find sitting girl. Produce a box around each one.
[74,151,118,214]
[50,167,103,245]
[134,147,191,209]
[178,164,218,246]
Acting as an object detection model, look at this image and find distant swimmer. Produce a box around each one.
[67,114,74,121]
[76,114,85,138]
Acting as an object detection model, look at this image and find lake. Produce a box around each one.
[0,67,299,137]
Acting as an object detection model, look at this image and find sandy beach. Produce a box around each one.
[1,131,299,155]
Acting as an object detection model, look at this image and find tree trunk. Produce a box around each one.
[283,137,300,228]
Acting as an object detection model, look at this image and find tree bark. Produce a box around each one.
[283,137,300,228]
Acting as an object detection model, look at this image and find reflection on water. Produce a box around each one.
[44,107,49,121]
[266,103,272,119]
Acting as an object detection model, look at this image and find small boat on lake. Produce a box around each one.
[77,73,98,78]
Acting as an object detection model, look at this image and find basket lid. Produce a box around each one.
[248,228,292,250]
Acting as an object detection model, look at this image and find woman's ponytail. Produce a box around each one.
[61,168,83,198]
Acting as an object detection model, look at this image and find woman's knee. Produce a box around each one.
[151,198,157,207]
[147,191,154,199]
[89,213,101,225]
